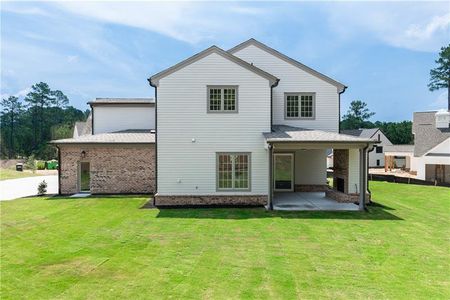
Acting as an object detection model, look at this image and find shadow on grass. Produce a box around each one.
[156,206,403,221]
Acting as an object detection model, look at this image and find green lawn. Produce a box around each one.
[1,182,449,299]
[0,168,40,180]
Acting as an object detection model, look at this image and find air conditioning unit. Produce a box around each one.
[435,109,450,129]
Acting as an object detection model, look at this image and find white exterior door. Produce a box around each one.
[274,153,294,192]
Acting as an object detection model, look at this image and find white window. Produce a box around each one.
[285,93,315,119]
[217,153,250,191]
[208,86,238,112]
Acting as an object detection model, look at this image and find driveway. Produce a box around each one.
[0,175,58,201]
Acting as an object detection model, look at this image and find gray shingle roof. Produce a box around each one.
[88,98,155,105]
[340,128,379,139]
[264,125,379,143]
[50,130,155,144]
[384,145,414,153]
[413,111,450,157]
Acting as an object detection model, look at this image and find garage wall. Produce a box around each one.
[59,144,155,194]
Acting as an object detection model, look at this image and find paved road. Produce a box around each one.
[0,175,58,201]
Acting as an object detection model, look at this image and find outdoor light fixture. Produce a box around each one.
[81,150,86,158]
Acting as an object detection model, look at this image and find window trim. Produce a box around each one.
[216,152,251,192]
[207,85,239,113]
[284,92,316,120]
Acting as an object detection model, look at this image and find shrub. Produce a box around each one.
[37,180,47,196]
[25,155,36,173]
[36,161,46,170]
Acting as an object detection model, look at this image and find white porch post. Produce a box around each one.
[268,143,273,210]
[359,146,368,211]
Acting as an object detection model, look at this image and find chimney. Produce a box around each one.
[435,109,450,129]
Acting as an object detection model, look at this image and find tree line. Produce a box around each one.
[340,100,413,144]
[1,82,89,160]
[341,44,449,145]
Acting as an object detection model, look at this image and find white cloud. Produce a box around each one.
[53,2,267,44]
[1,4,49,16]
[324,2,450,52]
[406,13,450,40]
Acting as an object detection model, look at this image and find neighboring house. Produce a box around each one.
[51,39,379,209]
[341,128,392,167]
[384,145,415,170]
[73,121,86,138]
[409,110,450,183]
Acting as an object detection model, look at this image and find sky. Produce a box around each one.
[1,1,449,122]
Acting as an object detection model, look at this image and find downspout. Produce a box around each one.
[148,78,157,207]
[270,79,280,130]
[338,86,347,133]
[89,104,94,135]
[359,143,369,211]
[366,144,376,203]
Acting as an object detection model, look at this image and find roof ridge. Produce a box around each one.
[149,45,279,87]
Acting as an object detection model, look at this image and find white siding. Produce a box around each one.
[368,131,392,167]
[348,148,360,193]
[294,149,327,185]
[157,52,271,196]
[93,106,155,134]
[233,45,339,132]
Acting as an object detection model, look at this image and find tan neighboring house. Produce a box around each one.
[51,39,380,210]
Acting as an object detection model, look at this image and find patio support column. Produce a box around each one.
[268,143,273,210]
[359,146,368,211]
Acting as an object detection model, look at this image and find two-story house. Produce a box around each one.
[51,39,378,210]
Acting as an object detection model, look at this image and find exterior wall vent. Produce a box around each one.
[435,109,450,129]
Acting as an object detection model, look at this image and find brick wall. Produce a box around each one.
[155,195,267,206]
[59,144,155,194]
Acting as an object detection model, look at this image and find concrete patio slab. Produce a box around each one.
[273,192,359,211]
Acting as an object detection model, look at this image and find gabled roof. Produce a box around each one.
[264,125,379,143]
[228,38,346,93]
[88,98,155,105]
[340,128,380,139]
[50,130,155,145]
[149,45,279,87]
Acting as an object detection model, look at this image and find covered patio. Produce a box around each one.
[273,192,358,211]
[264,125,379,211]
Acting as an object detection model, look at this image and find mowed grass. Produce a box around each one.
[1,182,449,299]
[0,168,40,180]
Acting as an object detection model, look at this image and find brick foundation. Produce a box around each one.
[59,144,155,194]
[294,184,330,192]
[155,195,268,206]
[325,189,371,203]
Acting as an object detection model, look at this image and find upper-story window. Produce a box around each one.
[285,93,315,119]
[208,86,238,113]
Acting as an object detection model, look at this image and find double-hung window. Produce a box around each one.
[285,93,315,119]
[208,86,238,112]
[217,153,250,191]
